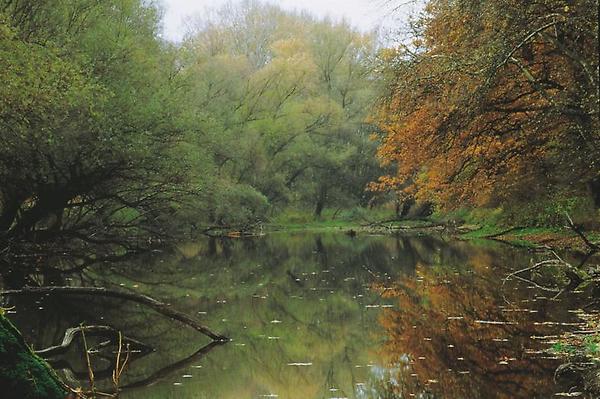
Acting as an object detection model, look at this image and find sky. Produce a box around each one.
[159,0,420,42]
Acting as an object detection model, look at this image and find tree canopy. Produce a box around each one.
[180,1,381,220]
[0,0,193,268]
[371,0,599,218]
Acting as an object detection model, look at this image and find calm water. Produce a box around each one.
[3,232,595,398]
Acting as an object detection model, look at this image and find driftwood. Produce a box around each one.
[0,286,228,342]
[199,220,264,237]
[502,251,587,301]
[360,219,447,234]
[360,218,401,227]
[484,226,526,239]
[36,325,152,357]
[502,213,599,303]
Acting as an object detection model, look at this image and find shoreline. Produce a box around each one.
[260,219,599,253]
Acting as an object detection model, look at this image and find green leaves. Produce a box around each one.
[0,1,195,262]
[180,3,381,220]
[0,0,382,256]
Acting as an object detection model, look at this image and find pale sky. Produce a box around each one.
[159,0,420,42]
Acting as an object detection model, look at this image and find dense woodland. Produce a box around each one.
[0,0,598,267]
[0,0,386,271]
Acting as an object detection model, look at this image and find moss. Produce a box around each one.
[552,314,600,396]
[0,312,67,399]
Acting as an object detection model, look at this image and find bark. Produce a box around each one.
[0,201,20,233]
[9,192,69,238]
[589,177,600,208]
[399,197,415,218]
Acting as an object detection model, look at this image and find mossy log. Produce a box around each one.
[0,312,68,399]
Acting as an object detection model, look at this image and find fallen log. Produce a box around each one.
[1,286,229,342]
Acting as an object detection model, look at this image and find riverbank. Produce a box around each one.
[266,215,599,253]
[551,311,600,397]
[459,225,600,252]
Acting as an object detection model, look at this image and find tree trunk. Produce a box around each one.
[314,186,327,218]
[400,197,415,218]
[0,191,26,233]
[589,176,600,208]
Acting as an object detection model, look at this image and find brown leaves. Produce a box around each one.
[371,0,599,209]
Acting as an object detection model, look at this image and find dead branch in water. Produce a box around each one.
[0,286,229,342]
[35,325,152,357]
[566,212,599,252]
[504,258,563,281]
[120,340,225,390]
[81,326,96,397]
[502,249,587,302]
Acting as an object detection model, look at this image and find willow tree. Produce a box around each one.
[182,1,382,221]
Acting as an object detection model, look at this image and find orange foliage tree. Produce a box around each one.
[372,0,599,210]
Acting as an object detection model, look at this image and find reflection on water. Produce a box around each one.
[2,233,592,398]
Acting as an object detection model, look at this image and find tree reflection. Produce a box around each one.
[373,246,583,398]
[3,233,586,398]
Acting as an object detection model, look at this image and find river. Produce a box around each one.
[4,232,594,398]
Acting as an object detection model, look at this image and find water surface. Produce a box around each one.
[4,232,593,398]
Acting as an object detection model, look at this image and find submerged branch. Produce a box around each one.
[35,325,152,357]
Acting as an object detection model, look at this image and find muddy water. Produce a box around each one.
[4,232,595,398]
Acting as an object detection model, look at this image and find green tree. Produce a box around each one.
[182,2,382,222]
[0,0,193,269]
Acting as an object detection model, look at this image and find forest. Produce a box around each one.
[0,0,598,398]
[0,0,386,272]
[1,0,598,262]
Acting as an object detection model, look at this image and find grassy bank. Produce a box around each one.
[266,208,438,234]
[460,225,600,251]
[438,206,600,252]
